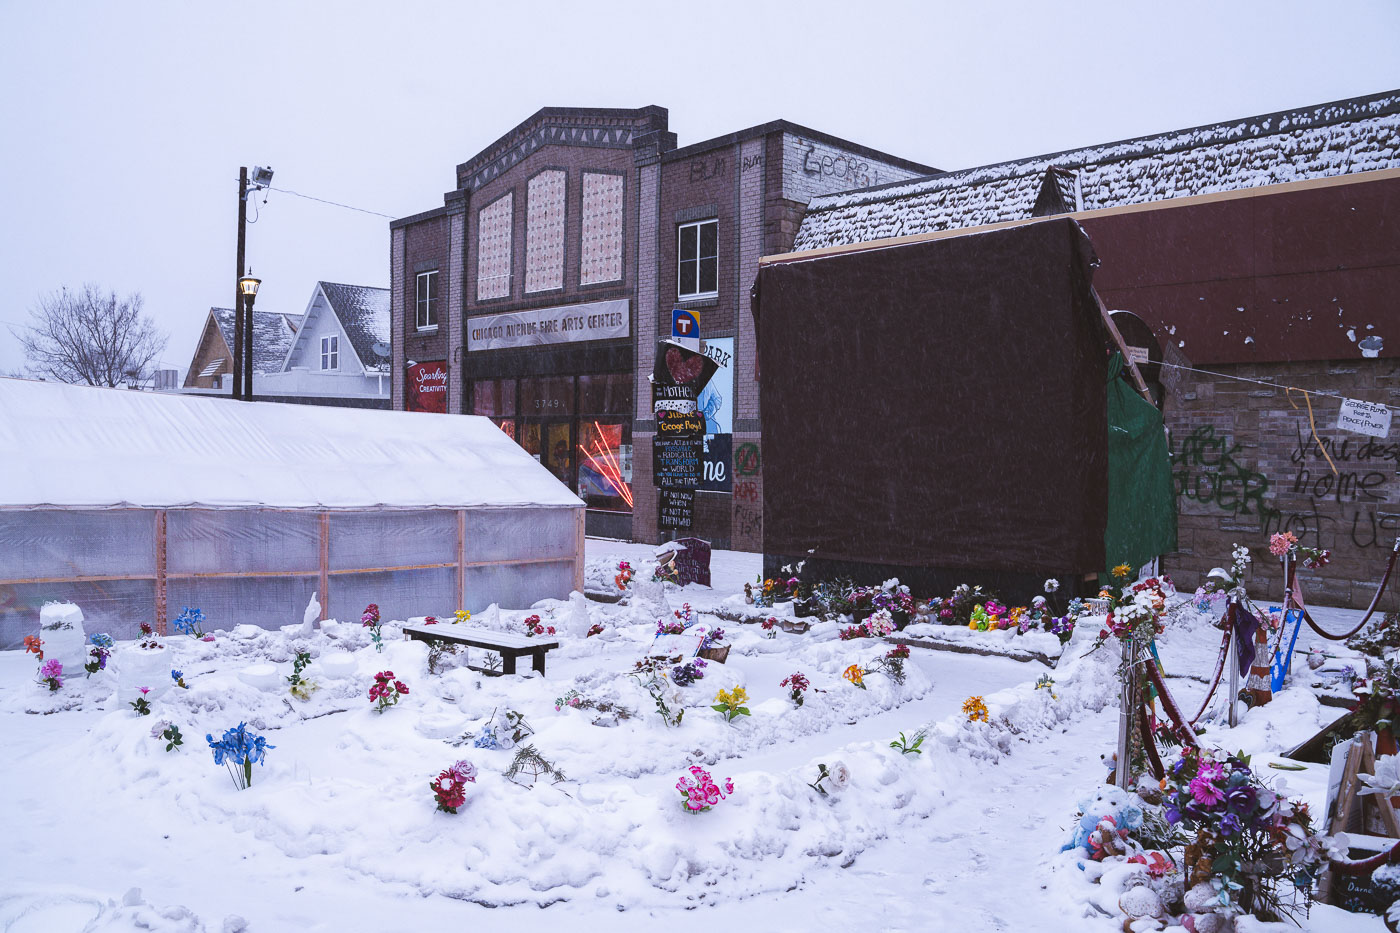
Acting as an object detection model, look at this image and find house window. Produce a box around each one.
[477,192,513,301]
[415,271,438,329]
[320,335,339,370]
[677,219,718,299]
[525,170,566,293]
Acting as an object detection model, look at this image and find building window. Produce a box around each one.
[320,335,339,370]
[415,271,438,329]
[580,172,624,285]
[677,219,718,299]
[525,170,566,293]
[477,192,513,301]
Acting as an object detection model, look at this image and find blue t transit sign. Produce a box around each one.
[672,309,700,342]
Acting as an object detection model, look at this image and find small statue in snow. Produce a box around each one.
[298,592,321,638]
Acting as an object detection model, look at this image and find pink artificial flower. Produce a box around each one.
[139,686,151,695]
[1189,775,1225,807]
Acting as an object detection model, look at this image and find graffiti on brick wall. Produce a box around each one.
[1170,425,1272,517]
[734,443,761,476]
[1172,423,1400,550]
[689,156,726,183]
[1271,426,1400,549]
[735,503,762,542]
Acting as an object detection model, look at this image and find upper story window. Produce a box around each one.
[415,271,438,329]
[525,170,566,293]
[320,335,339,370]
[477,192,513,301]
[580,172,624,285]
[678,219,718,300]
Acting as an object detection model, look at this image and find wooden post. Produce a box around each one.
[457,509,466,610]
[1091,287,1153,404]
[154,509,168,635]
[1227,623,1239,727]
[574,507,585,594]
[319,512,330,622]
[1115,638,1138,787]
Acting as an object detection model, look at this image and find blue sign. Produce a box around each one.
[672,309,700,341]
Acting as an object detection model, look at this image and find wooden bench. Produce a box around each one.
[402,624,560,676]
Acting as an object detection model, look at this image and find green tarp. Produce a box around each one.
[1105,352,1178,574]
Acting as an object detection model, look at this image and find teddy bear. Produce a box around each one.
[1063,785,1144,860]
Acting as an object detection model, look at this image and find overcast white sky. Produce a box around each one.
[1,0,1397,377]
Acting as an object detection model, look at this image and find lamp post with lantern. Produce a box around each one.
[238,274,261,399]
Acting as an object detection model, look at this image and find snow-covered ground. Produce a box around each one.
[0,539,1385,932]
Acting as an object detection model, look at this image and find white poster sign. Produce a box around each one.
[467,298,629,351]
[1336,398,1392,438]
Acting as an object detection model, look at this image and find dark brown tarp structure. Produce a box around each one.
[755,218,1108,597]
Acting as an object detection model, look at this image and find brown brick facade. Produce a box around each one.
[1165,359,1400,611]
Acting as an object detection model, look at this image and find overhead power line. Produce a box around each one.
[267,186,395,219]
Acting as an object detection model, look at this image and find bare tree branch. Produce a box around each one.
[11,284,168,386]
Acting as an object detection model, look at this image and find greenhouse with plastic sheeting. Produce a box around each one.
[0,378,584,647]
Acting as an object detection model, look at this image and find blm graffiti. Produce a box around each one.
[1171,423,1399,550]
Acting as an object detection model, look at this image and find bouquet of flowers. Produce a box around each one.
[780,671,809,707]
[522,614,556,637]
[431,760,477,813]
[368,671,409,712]
[85,633,113,676]
[670,657,707,686]
[362,603,384,652]
[711,686,751,722]
[38,659,62,692]
[172,606,207,639]
[1161,746,1341,920]
[207,722,274,790]
[676,765,734,813]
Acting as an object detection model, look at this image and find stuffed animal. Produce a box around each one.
[1063,785,1144,859]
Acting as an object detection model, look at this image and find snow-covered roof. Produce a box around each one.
[210,308,303,374]
[318,282,390,373]
[794,90,1400,251]
[0,378,583,511]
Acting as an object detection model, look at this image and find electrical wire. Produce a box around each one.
[266,186,395,219]
[1157,360,1400,414]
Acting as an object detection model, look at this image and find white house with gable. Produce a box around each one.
[257,281,391,407]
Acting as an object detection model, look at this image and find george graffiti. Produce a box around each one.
[1170,425,1272,517]
[797,139,875,188]
[734,443,761,476]
[689,157,726,183]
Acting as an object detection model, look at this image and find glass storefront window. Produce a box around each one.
[578,373,632,416]
[578,420,632,512]
[520,376,574,416]
[472,378,516,417]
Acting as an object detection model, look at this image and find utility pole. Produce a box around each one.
[234,166,248,400]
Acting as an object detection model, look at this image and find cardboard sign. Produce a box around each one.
[672,537,712,587]
[647,623,709,659]
[657,410,705,439]
[1337,398,1392,438]
[658,488,695,529]
[406,361,448,413]
[654,436,702,489]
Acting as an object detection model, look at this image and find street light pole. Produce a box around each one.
[234,166,248,400]
[239,274,262,399]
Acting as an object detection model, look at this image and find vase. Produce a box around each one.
[852,608,873,624]
[117,645,171,704]
[794,599,816,618]
[893,609,912,631]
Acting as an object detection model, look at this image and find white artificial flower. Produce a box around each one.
[1044,578,1060,593]
[781,564,792,574]
[1360,755,1400,798]
[796,561,806,574]
[828,760,851,791]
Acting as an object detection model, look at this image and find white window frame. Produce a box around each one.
[677,218,718,300]
[415,270,438,330]
[320,335,339,371]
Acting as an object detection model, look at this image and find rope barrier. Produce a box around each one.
[1292,537,1400,641]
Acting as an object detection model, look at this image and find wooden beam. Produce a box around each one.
[1091,286,1154,404]
[319,512,330,622]
[457,509,466,611]
[154,509,168,636]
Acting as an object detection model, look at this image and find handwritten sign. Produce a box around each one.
[1337,399,1392,439]
[657,410,705,439]
[648,623,709,659]
[654,437,702,489]
[658,488,695,529]
[672,537,712,587]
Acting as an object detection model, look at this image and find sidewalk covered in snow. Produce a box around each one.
[0,378,583,645]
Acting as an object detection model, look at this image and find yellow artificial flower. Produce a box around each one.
[961,695,989,723]
[843,664,865,687]
[454,609,470,624]
[1112,563,1133,580]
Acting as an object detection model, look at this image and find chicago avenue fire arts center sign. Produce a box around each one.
[467,298,629,351]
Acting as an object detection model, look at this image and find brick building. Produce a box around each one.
[783,91,1400,609]
[390,106,932,541]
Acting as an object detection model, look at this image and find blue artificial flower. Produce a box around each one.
[172,670,183,681]
[173,607,206,636]
[473,726,499,749]
[90,633,114,648]
[1219,813,1243,836]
